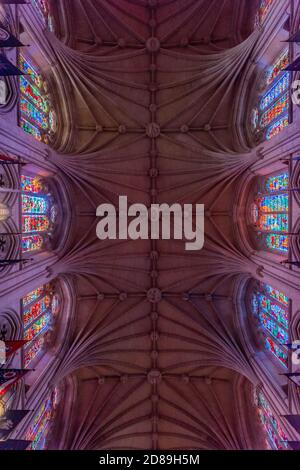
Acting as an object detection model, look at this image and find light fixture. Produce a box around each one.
[0,202,10,221]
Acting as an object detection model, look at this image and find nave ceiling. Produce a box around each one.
[3,0,296,450]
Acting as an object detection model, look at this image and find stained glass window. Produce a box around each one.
[23,286,45,307]
[20,97,49,130]
[24,337,45,369]
[266,172,289,192]
[266,234,289,253]
[21,174,56,254]
[22,195,48,214]
[252,172,289,254]
[253,50,290,141]
[24,312,51,342]
[19,54,56,144]
[258,214,288,232]
[257,391,288,450]
[265,337,288,367]
[257,0,275,25]
[20,76,49,113]
[266,50,289,87]
[259,310,288,343]
[260,93,289,128]
[252,283,289,367]
[22,235,44,253]
[31,0,54,32]
[260,75,290,111]
[22,215,50,233]
[24,391,56,450]
[23,296,51,327]
[259,295,288,329]
[256,195,288,213]
[264,284,289,306]
[21,175,44,194]
[266,115,289,141]
[22,283,60,367]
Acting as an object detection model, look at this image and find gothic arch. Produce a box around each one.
[52,367,265,450]
[17,3,75,153]
[0,160,73,258]
[234,167,291,258]
[242,0,292,147]
[233,274,291,400]
[24,273,76,385]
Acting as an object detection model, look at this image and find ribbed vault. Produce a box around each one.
[43,0,267,449]
[53,369,264,450]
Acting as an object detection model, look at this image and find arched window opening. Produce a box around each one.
[251,171,289,254]
[251,282,289,367]
[252,50,290,141]
[18,53,56,144]
[31,0,54,32]
[24,388,58,450]
[21,174,58,254]
[22,283,61,368]
[256,390,288,449]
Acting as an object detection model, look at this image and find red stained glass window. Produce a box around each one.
[252,283,289,367]
[253,172,289,254]
[257,391,289,449]
[21,174,55,254]
[253,50,290,141]
[22,284,60,367]
[19,53,56,143]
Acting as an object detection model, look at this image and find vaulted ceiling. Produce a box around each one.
[45,0,267,449]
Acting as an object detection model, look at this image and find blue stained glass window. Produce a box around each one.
[266,114,289,141]
[265,234,289,253]
[257,391,289,449]
[265,173,289,192]
[252,49,290,141]
[253,172,289,254]
[31,0,55,32]
[252,284,289,367]
[21,174,55,254]
[259,293,288,328]
[259,310,288,344]
[24,389,59,450]
[22,284,60,367]
[258,0,275,24]
[260,75,290,111]
[19,53,56,144]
